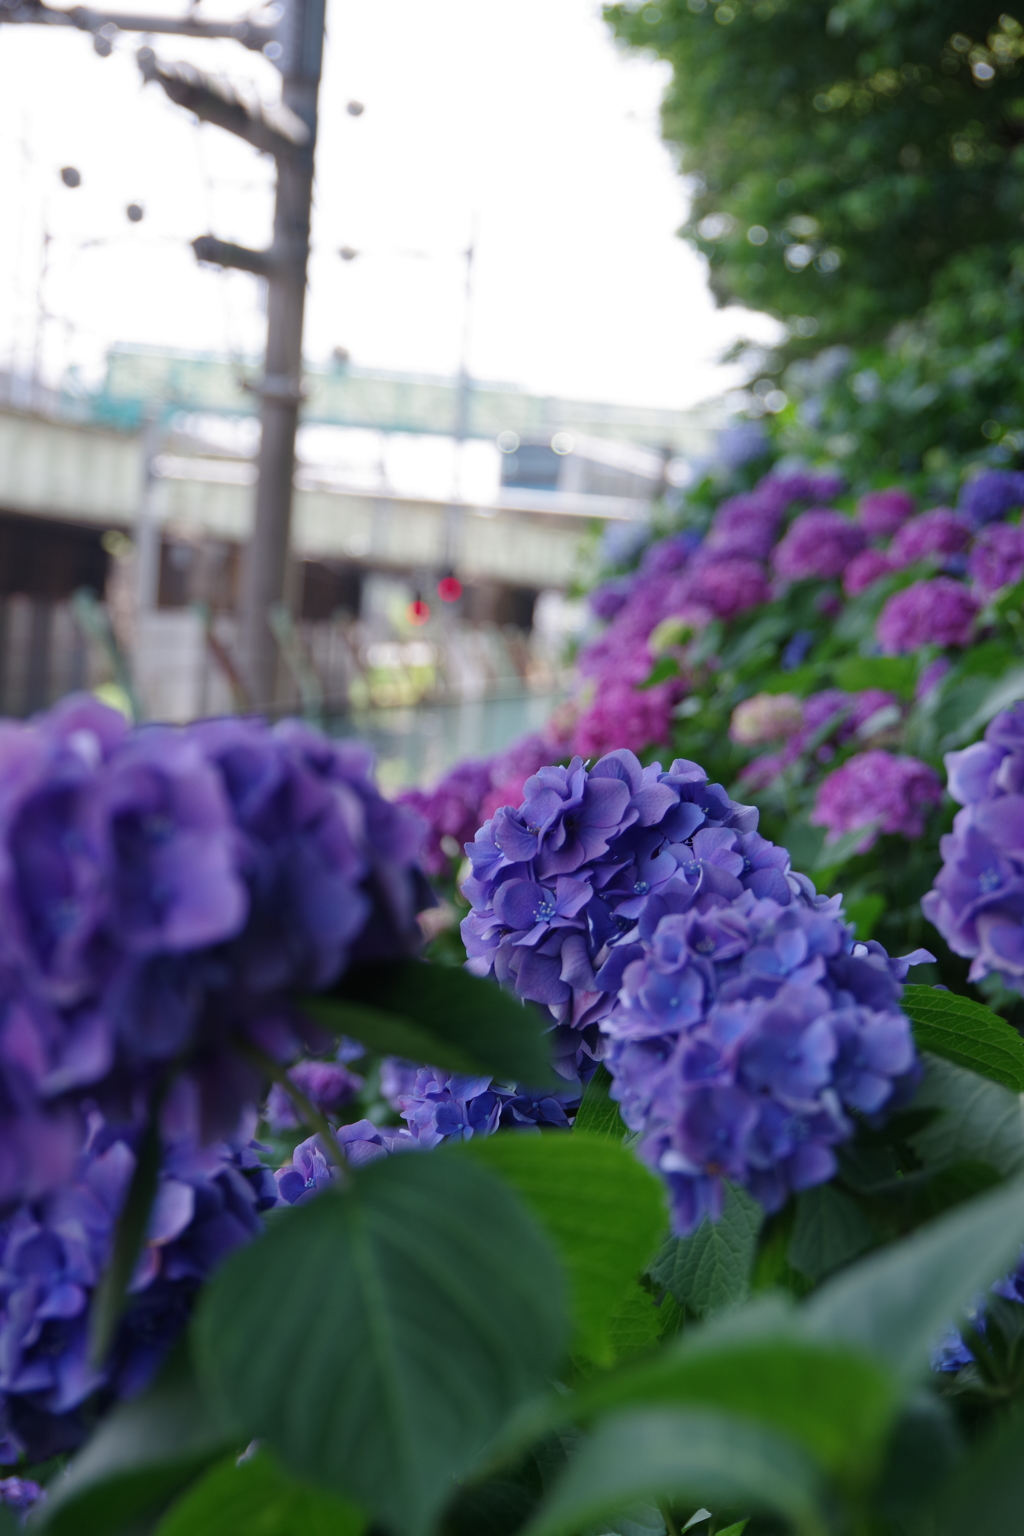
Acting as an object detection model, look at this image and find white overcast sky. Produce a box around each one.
[0,0,780,412]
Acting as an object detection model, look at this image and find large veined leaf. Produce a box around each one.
[154,1449,365,1536]
[901,986,1024,1092]
[194,1148,569,1536]
[833,654,918,699]
[787,1185,877,1283]
[522,1409,828,1536]
[647,1183,762,1317]
[463,1132,667,1364]
[573,1064,626,1141]
[870,1392,963,1532]
[931,1404,1024,1532]
[909,1054,1024,1177]
[943,664,1024,748]
[801,1174,1024,1381]
[604,1284,672,1362]
[305,960,554,1084]
[36,1349,234,1535]
[565,1304,899,1483]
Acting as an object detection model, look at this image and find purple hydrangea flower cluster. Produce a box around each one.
[398,759,494,877]
[574,468,846,727]
[0,1475,41,1513]
[385,1067,581,1147]
[843,548,894,597]
[959,470,1024,527]
[588,578,634,621]
[888,508,972,569]
[810,750,943,853]
[460,749,789,1086]
[457,746,841,1093]
[703,492,782,562]
[876,577,979,653]
[856,488,916,539]
[263,1041,365,1134]
[602,891,923,1233]
[0,696,427,1206]
[923,703,1024,987]
[273,1120,413,1203]
[0,1113,276,1466]
[932,1246,1024,1375]
[968,522,1024,598]
[772,509,866,584]
[672,553,771,625]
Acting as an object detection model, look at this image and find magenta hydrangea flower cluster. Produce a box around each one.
[0,695,427,1209]
[923,702,1024,987]
[562,466,1024,781]
[857,487,916,539]
[737,688,900,792]
[876,577,980,653]
[0,1113,277,1466]
[810,749,943,853]
[568,469,847,759]
[398,733,562,878]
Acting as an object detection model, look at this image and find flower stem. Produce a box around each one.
[236,1038,349,1178]
[658,1503,681,1536]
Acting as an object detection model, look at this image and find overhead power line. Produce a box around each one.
[0,0,276,53]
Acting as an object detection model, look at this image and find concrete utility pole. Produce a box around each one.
[1,0,326,710]
[442,233,476,573]
[238,0,324,709]
[143,2,326,710]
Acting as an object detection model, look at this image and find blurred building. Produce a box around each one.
[0,350,721,738]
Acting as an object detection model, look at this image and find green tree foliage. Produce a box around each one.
[774,243,1024,481]
[604,0,1024,348]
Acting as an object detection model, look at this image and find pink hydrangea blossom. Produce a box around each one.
[810,749,942,851]
[843,548,894,596]
[730,693,804,746]
[570,680,674,759]
[876,577,979,653]
[888,508,972,568]
[737,750,791,791]
[968,522,1024,598]
[856,487,916,538]
[773,509,866,582]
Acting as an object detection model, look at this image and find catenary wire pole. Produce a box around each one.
[0,0,327,710]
